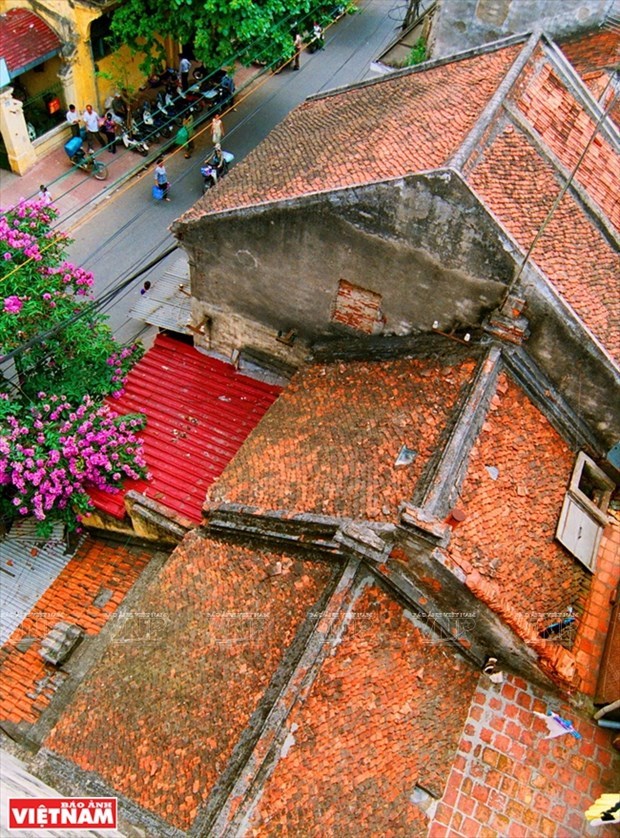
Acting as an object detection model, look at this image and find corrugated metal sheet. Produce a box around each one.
[129,256,192,334]
[1,9,61,77]
[88,334,282,524]
[0,520,78,646]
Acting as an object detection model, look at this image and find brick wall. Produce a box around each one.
[576,515,620,698]
[331,279,383,334]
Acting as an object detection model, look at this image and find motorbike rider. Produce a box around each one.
[312,22,324,51]
[205,143,225,183]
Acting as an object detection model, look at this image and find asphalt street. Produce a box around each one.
[67,0,407,345]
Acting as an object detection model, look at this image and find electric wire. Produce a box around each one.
[3,3,364,334]
[0,1,343,221]
[1,3,367,374]
[2,0,399,405]
[502,79,618,303]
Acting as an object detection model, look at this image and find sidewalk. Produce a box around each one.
[0,62,265,231]
[0,135,149,230]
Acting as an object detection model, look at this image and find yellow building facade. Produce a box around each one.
[0,0,171,174]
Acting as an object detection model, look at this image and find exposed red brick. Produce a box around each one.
[331,279,383,333]
[560,30,620,128]
[514,52,619,227]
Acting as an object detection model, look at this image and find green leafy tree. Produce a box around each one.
[0,200,141,403]
[1,199,146,534]
[111,0,352,74]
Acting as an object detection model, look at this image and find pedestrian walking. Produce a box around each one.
[175,113,194,159]
[211,114,223,146]
[82,104,105,150]
[220,74,236,109]
[38,185,53,205]
[179,54,191,91]
[293,32,303,70]
[154,157,170,201]
[66,104,80,138]
[101,112,117,153]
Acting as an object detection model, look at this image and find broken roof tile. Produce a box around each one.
[512,51,619,228]
[208,355,478,522]
[0,538,153,727]
[45,532,335,831]
[248,582,478,834]
[467,124,620,363]
[560,30,620,128]
[447,374,590,622]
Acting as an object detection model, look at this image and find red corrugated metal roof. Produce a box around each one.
[1,9,61,78]
[88,334,282,524]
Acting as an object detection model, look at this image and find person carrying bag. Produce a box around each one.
[153,157,170,201]
[175,114,194,159]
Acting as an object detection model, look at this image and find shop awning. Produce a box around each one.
[0,8,61,80]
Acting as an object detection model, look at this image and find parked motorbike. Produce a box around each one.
[141,101,174,139]
[176,81,206,114]
[64,136,108,180]
[183,70,235,112]
[145,66,178,88]
[217,73,236,109]
[308,23,325,53]
[192,63,207,81]
[119,120,150,156]
[201,149,234,193]
[155,90,180,122]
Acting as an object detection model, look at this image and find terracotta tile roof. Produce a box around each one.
[466,124,620,363]
[446,373,590,622]
[0,8,61,77]
[208,355,478,522]
[182,44,522,218]
[88,334,281,524]
[0,537,152,727]
[560,30,620,129]
[247,582,478,835]
[560,29,620,73]
[45,532,336,831]
[513,52,620,227]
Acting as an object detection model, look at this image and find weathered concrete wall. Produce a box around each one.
[511,262,620,451]
[176,169,619,453]
[429,0,615,58]
[177,171,515,357]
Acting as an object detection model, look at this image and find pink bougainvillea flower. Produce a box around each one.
[3,295,23,313]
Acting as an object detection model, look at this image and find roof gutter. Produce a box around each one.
[9,47,61,79]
